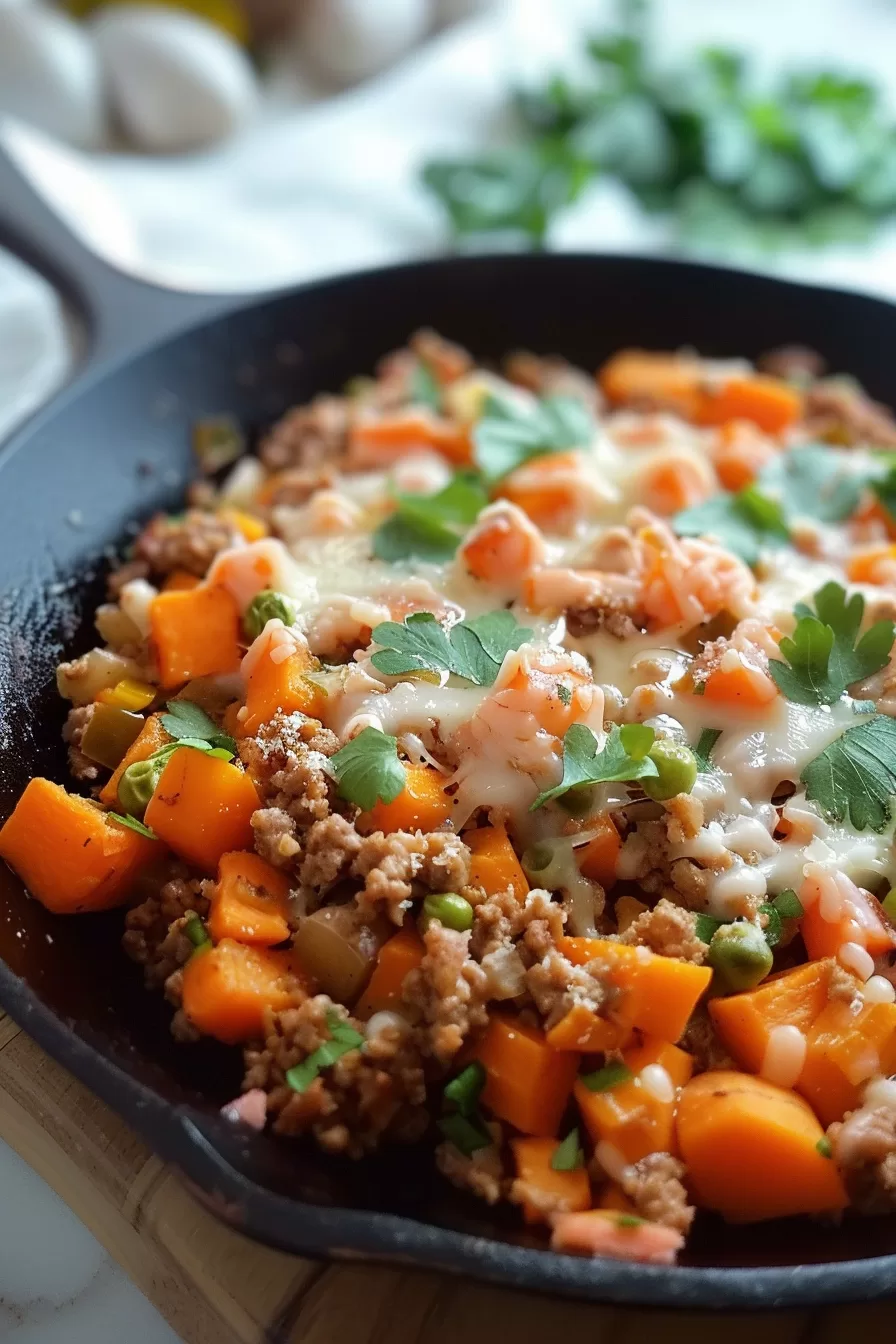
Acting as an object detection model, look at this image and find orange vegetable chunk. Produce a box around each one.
[354,926,424,1019]
[100,713,170,807]
[347,410,471,468]
[558,936,711,1043]
[208,850,292,946]
[357,763,452,835]
[464,823,529,900]
[710,960,834,1074]
[695,375,802,434]
[801,883,896,961]
[459,503,546,586]
[0,778,157,914]
[575,1036,693,1164]
[701,658,778,709]
[511,1137,591,1225]
[798,999,896,1127]
[546,1003,630,1053]
[477,1013,579,1137]
[181,938,304,1044]
[577,813,621,887]
[676,1071,847,1221]
[551,1208,684,1264]
[150,583,242,689]
[162,569,201,593]
[145,748,259,873]
[242,643,324,736]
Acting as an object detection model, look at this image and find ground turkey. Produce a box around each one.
[133,509,240,578]
[260,395,350,472]
[831,1095,896,1212]
[618,898,708,964]
[621,1153,695,1235]
[62,704,99,783]
[122,875,209,989]
[402,922,489,1066]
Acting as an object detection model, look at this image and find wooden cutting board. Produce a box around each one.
[0,1009,889,1344]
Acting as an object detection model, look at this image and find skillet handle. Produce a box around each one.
[0,126,235,369]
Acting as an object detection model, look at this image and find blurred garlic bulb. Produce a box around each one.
[295,0,430,87]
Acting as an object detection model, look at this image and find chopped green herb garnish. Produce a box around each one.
[816,1137,833,1158]
[801,713,896,832]
[161,699,236,755]
[772,888,804,920]
[472,392,593,483]
[674,485,788,566]
[372,472,489,564]
[615,1214,645,1229]
[531,723,659,811]
[693,727,723,772]
[184,914,211,954]
[557,682,573,707]
[438,1111,493,1157]
[759,445,863,524]
[551,1128,585,1172]
[408,359,442,411]
[371,609,532,686]
[107,812,158,840]
[328,726,407,812]
[695,913,725,944]
[443,1061,487,1117]
[285,1010,365,1095]
[580,1060,633,1092]
[769,582,894,706]
[758,902,783,949]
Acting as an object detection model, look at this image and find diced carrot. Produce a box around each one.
[464,823,529,900]
[208,850,292,946]
[575,1036,693,1164]
[347,410,471,469]
[798,999,896,1127]
[0,778,158,914]
[546,1003,630,1053]
[222,701,244,740]
[710,421,779,491]
[558,937,712,1043]
[598,350,704,420]
[846,543,896,585]
[577,813,621,888]
[242,644,325,736]
[354,926,424,1019]
[218,507,268,543]
[100,713,171,807]
[637,453,714,517]
[494,648,599,740]
[412,330,471,385]
[458,501,546,587]
[801,874,896,961]
[477,1012,580,1137]
[709,960,834,1075]
[181,938,305,1044]
[162,570,201,592]
[550,1208,684,1264]
[145,748,259,873]
[499,451,597,533]
[150,584,242,689]
[701,656,778,709]
[676,1070,847,1221]
[357,764,452,835]
[696,376,803,435]
[511,1137,591,1225]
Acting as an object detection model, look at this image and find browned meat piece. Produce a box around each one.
[804,379,896,448]
[351,830,471,926]
[62,704,99,783]
[133,509,239,578]
[260,396,350,472]
[830,1096,896,1213]
[621,1153,695,1234]
[617,898,708,965]
[402,922,489,1065]
[122,875,209,988]
[240,711,340,831]
[758,345,826,382]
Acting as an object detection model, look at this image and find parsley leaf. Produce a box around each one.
[107,812,158,840]
[161,700,236,755]
[370,610,532,686]
[472,392,593,483]
[759,444,863,523]
[693,727,722,772]
[773,888,804,919]
[372,472,489,564]
[408,360,441,411]
[801,713,896,832]
[769,582,894,705]
[285,1010,365,1094]
[328,727,407,811]
[695,913,724,943]
[531,722,659,811]
[551,1127,585,1171]
[872,461,896,523]
[674,484,788,565]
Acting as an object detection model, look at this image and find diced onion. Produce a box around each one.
[864,975,896,1005]
[761,1025,807,1089]
[838,941,875,982]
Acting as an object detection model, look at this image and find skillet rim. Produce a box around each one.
[2,248,896,1309]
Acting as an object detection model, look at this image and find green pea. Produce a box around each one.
[420,892,474,933]
[521,843,554,876]
[708,921,774,993]
[244,589,297,641]
[642,739,698,801]
[117,758,163,819]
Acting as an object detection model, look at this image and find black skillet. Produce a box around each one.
[2,142,896,1311]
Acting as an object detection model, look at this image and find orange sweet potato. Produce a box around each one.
[801,881,896,961]
[354,926,424,1019]
[241,644,325,736]
[637,453,713,517]
[464,823,529,900]
[181,938,305,1043]
[701,658,778,709]
[577,813,621,888]
[162,569,201,593]
[458,502,546,586]
[477,1012,579,1137]
[0,778,158,914]
[510,1137,591,1225]
[145,748,259,873]
[676,1070,847,1221]
[357,764,452,835]
[709,960,834,1075]
[550,1208,684,1264]
[575,1036,693,1164]
[208,850,292,946]
[498,451,591,532]
[710,421,778,491]
[696,376,802,435]
[847,543,896,586]
[100,713,170,807]
[546,1003,630,1053]
[798,999,896,1127]
[150,584,243,689]
[558,936,712,1043]
[347,410,471,469]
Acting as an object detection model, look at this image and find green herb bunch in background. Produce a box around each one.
[423,0,896,251]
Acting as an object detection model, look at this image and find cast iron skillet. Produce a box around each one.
[2,142,896,1311]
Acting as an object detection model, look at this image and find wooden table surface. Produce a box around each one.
[0,1007,892,1344]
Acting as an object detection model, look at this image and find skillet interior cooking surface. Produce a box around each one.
[3,153,896,1304]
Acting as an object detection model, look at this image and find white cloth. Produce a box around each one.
[3,0,896,439]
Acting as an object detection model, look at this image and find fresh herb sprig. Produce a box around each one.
[801,713,896,832]
[472,393,594,483]
[285,1011,366,1094]
[769,582,895,706]
[372,472,489,564]
[370,610,532,686]
[531,722,659,811]
[328,727,407,812]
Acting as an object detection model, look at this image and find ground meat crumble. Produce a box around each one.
[618,899,708,965]
[122,875,210,988]
[831,1097,896,1213]
[132,509,239,578]
[621,1153,695,1235]
[62,704,99,783]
